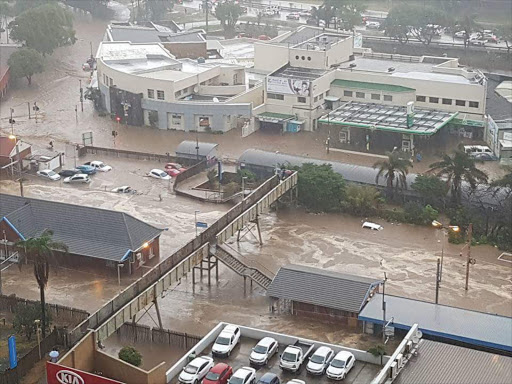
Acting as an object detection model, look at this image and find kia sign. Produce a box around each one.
[46,362,124,384]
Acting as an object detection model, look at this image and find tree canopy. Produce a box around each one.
[144,0,174,21]
[9,3,76,56]
[8,47,44,85]
[411,174,449,208]
[373,151,413,199]
[215,1,243,37]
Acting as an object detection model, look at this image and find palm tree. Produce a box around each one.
[428,146,488,205]
[16,230,68,337]
[373,151,413,199]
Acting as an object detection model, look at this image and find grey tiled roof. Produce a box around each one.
[0,194,162,262]
[267,264,381,313]
[394,340,512,384]
[176,141,218,157]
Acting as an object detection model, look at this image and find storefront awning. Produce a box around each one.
[324,96,340,102]
[257,112,296,123]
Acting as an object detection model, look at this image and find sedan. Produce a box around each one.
[257,373,280,384]
[166,168,181,178]
[307,346,334,375]
[111,186,136,194]
[228,367,256,384]
[326,351,356,380]
[454,31,467,38]
[299,11,311,17]
[59,169,78,177]
[63,174,91,184]
[84,161,112,172]
[203,363,233,384]
[249,337,278,365]
[286,13,300,20]
[37,169,61,181]
[471,152,498,161]
[75,165,96,175]
[165,162,187,172]
[179,356,214,384]
[149,169,171,180]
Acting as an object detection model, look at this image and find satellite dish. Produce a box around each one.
[213,97,219,103]
[193,86,199,93]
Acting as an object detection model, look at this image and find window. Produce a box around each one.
[298,97,306,103]
[456,100,466,106]
[109,78,113,86]
[325,90,330,96]
[268,93,284,100]
[301,56,305,60]
[319,93,324,100]
[371,93,380,100]
[344,90,353,97]
[148,89,155,99]
[295,55,299,59]
[442,98,452,105]
[356,92,365,98]
[172,114,182,126]
[384,95,393,102]
[199,116,210,127]
[307,56,311,61]
[469,101,479,108]
[429,97,439,104]
[314,96,318,102]
[416,95,426,102]
[157,90,165,100]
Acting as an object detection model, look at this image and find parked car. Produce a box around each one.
[463,145,493,156]
[257,373,280,384]
[111,186,136,193]
[366,21,381,30]
[63,174,91,184]
[258,35,271,40]
[75,165,96,175]
[286,13,300,20]
[454,30,467,38]
[203,363,233,384]
[59,169,78,177]
[469,37,486,46]
[212,324,241,357]
[279,340,314,372]
[84,161,112,172]
[36,169,61,181]
[362,222,383,231]
[287,381,305,384]
[326,351,356,380]
[472,152,498,161]
[299,10,311,17]
[149,169,171,180]
[306,346,335,375]
[228,367,256,384]
[249,337,278,365]
[179,356,214,384]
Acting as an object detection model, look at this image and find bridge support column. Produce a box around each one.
[256,216,263,245]
[215,257,219,282]
[208,255,211,287]
[153,297,163,330]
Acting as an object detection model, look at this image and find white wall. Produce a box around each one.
[254,43,290,73]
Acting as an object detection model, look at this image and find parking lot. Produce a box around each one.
[171,337,380,384]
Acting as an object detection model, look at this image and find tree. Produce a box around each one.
[215,1,243,37]
[368,344,386,366]
[411,174,449,208]
[335,0,367,30]
[496,24,512,54]
[373,152,413,199]
[119,346,142,367]
[13,0,54,15]
[16,230,68,337]
[13,304,51,341]
[145,0,174,22]
[428,146,488,206]
[9,3,76,56]
[296,163,346,212]
[8,48,44,85]
[342,184,381,216]
[311,3,336,28]
[456,12,479,48]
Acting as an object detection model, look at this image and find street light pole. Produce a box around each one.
[79,79,84,112]
[194,210,200,237]
[465,223,473,291]
[382,272,387,342]
[435,258,441,304]
[242,176,247,197]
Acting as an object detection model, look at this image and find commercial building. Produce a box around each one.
[0,136,31,173]
[0,44,19,99]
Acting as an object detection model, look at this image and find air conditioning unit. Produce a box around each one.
[396,353,404,369]
[136,253,143,260]
[390,362,398,378]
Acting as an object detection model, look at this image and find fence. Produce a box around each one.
[118,323,202,351]
[0,295,89,326]
[173,159,208,191]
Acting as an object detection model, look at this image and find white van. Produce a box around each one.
[463,145,492,156]
[362,222,383,231]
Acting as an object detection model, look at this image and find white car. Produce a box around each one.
[111,186,135,194]
[454,31,467,38]
[228,367,256,384]
[212,324,241,357]
[326,351,356,380]
[366,21,381,30]
[469,37,486,46]
[179,356,214,384]
[286,13,300,20]
[287,381,305,384]
[149,169,171,180]
[85,161,112,172]
[306,346,334,375]
[299,11,311,17]
[63,174,90,184]
[249,337,278,365]
[362,222,383,231]
[36,169,61,181]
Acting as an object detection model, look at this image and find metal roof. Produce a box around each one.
[0,194,162,262]
[267,264,382,313]
[271,65,328,80]
[175,141,218,157]
[359,294,512,352]
[394,340,512,384]
[320,101,458,136]
[331,79,415,93]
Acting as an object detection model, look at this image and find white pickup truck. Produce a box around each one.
[279,340,315,373]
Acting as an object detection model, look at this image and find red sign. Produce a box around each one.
[46,362,124,384]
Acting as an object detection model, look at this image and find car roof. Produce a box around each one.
[211,363,229,373]
[151,169,165,173]
[73,174,88,177]
[257,337,276,347]
[333,350,354,360]
[233,367,254,378]
[259,373,278,383]
[223,324,239,333]
[191,356,212,366]
[313,346,332,356]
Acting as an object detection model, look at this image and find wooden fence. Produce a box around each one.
[118,323,202,351]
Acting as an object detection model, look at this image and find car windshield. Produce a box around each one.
[159,172,167,177]
[330,359,346,368]
[184,364,198,374]
[229,377,244,384]
[98,163,105,168]
[282,352,297,362]
[205,372,220,381]
[216,336,230,345]
[310,355,325,364]
[254,345,268,354]
[47,171,56,176]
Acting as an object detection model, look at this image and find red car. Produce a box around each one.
[165,162,187,172]
[203,363,233,384]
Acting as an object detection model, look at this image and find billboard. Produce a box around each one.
[46,362,124,384]
[267,77,310,96]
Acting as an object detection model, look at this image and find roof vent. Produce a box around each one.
[388,67,395,72]
[197,57,205,64]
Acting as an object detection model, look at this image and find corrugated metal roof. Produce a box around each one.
[394,340,512,384]
[359,294,512,352]
[176,140,218,157]
[331,79,415,93]
[267,264,381,313]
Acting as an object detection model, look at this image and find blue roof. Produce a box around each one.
[359,294,512,352]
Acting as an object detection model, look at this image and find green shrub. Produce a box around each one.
[13,304,51,341]
[342,185,381,216]
[223,181,240,198]
[119,346,142,367]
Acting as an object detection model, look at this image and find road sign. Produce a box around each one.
[81,131,93,146]
[8,335,17,369]
[196,222,208,228]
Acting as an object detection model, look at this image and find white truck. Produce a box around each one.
[279,340,315,373]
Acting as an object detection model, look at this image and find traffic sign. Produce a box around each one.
[196,222,208,228]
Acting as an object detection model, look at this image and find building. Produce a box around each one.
[485,117,512,162]
[0,136,31,173]
[0,44,19,99]
[267,264,382,326]
[175,140,218,165]
[24,147,63,171]
[392,340,512,384]
[0,194,163,276]
[96,41,258,132]
[359,294,512,355]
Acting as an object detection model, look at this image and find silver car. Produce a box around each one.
[63,174,90,184]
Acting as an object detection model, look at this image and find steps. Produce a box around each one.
[212,245,273,290]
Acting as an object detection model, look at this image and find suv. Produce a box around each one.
[249,337,278,365]
[212,324,241,357]
[306,346,334,375]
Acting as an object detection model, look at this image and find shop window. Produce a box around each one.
[469,101,479,108]
[456,100,466,106]
[157,90,165,100]
[344,90,353,97]
[371,94,380,100]
[298,97,306,103]
[442,98,452,105]
[268,93,284,100]
[172,114,182,126]
[356,92,365,98]
[429,97,439,103]
[384,95,393,101]
[148,89,155,99]
[416,96,426,102]
[199,116,210,128]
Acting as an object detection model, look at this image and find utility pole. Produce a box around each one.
[9,108,14,135]
[195,131,199,161]
[75,105,78,123]
[435,258,440,304]
[27,102,31,119]
[382,272,387,342]
[79,79,84,112]
[465,223,473,291]
[204,0,209,34]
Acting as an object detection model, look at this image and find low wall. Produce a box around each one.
[118,322,202,350]
[173,159,207,191]
[59,331,96,372]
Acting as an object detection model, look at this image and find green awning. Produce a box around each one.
[257,112,295,123]
[331,79,415,93]
[451,118,485,127]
